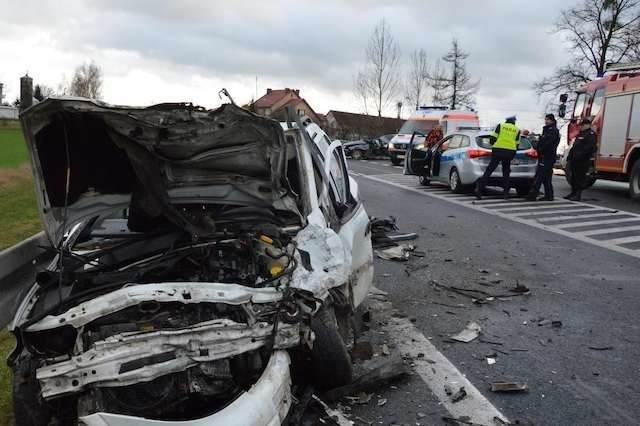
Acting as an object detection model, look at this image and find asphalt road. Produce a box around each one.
[344,159,640,426]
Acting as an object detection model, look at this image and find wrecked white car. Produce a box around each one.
[9,98,373,425]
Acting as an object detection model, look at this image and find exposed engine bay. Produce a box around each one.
[12,220,317,421]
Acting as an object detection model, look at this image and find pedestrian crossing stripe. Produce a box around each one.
[353,172,640,259]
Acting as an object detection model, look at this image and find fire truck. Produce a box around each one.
[558,62,640,199]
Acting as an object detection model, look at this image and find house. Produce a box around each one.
[253,88,321,123]
[325,110,405,141]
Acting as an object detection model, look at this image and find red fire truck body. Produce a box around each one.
[562,63,640,199]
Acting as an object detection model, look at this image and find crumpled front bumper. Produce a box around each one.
[79,350,293,426]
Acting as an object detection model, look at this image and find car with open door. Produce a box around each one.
[11,98,373,425]
[404,131,539,196]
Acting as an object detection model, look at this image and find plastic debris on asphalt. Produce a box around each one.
[450,322,482,343]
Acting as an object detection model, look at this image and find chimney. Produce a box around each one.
[20,74,33,111]
[266,88,272,94]
[294,89,300,96]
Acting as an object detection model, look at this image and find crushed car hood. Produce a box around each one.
[20,98,296,244]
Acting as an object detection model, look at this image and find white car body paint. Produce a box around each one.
[79,351,292,426]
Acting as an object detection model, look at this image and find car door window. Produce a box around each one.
[459,135,470,148]
[447,135,462,149]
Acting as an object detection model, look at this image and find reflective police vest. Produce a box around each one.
[492,123,520,151]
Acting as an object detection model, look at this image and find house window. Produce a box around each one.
[297,109,305,116]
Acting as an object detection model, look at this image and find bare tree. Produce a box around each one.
[69,61,103,99]
[406,48,430,110]
[429,39,478,110]
[534,0,640,97]
[354,71,370,115]
[353,18,401,117]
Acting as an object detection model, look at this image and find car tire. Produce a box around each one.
[12,355,52,426]
[630,160,640,201]
[352,150,365,160]
[516,182,533,197]
[449,168,463,193]
[419,175,430,186]
[391,157,402,166]
[310,305,353,390]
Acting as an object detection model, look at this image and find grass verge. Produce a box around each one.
[0,331,15,426]
[0,129,28,169]
[0,170,40,426]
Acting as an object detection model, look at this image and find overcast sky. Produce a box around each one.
[0,0,581,130]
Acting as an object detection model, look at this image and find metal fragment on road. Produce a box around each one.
[450,322,482,343]
[490,382,529,392]
[451,386,468,403]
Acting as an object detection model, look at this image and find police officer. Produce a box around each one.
[475,116,520,200]
[526,113,560,201]
[565,118,596,201]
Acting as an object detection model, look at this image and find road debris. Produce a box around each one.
[343,392,372,405]
[375,244,415,261]
[588,345,613,351]
[324,355,409,402]
[451,386,468,403]
[311,394,354,425]
[490,382,529,393]
[370,216,418,249]
[486,356,497,365]
[351,341,374,361]
[381,344,390,356]
[450,322,482,343]
[377,398,387,406]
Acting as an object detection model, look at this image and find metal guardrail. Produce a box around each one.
[0,232,52,327]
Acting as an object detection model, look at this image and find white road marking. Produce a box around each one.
[386,317,509,425]
[601,235,640,245]
[579,225,640,236]
[553,216,640,229]
[353,172,640,259]
[511,207,602,217]
[492,205,597,214]
[369,291,509,425]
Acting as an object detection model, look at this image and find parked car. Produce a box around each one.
[404,131,538,195]
[342,138,387,159]
[12,98,373,425]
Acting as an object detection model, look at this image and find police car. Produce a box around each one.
[404,130,539,195]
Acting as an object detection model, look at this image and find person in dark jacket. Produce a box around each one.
[565,118,597,201]
[526,114,560,201]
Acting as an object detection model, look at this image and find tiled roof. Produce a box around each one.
[254,88,299,108]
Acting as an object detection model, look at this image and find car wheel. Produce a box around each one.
[391,157,402,166]
[419,175,430,186]
[309,305,353,389]
[352,150,364,160]
[12,355,53,426]
[630,160,640,201]
[516,183,533,197]
[449,168,463,193]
